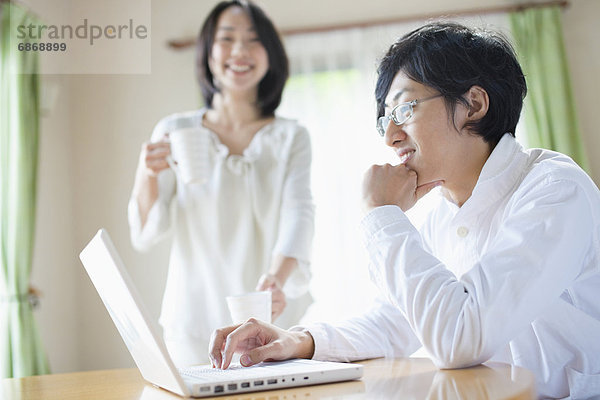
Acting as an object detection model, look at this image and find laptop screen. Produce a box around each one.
[80,229,189,396]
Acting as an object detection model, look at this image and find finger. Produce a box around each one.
[242,341,285,367]
[271,306,284,321]
[220,319,265,369]
[415,180,444,201]
[145,157,170,168]
[145,153,170,168]
[145,159,170,176]
[255,275,267,290]
[271,303,284,317]
[272,298,286,312]
[256,274,276,291]
[271,290,286,321]
[208,325,239,369]
[146,145,170,156]
[144,142,171,165]
[271,289,285,306]
[145,141,171,152]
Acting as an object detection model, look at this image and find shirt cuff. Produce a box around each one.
[360,205,415,302]
[128,197,167,251]
[360,205,409,236]
[273,204,315,263]
[282,259,311,299]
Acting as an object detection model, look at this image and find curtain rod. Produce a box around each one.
[167,0,569,50]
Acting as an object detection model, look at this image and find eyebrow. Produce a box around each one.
[385,89,413,108]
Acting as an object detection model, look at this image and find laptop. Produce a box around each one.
[79,229,363,398]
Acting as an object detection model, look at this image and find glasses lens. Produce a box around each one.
[377,116,389,136]
[394,104,412,125]
[377,102,414,136]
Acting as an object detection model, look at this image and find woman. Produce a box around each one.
[128,0,314,367]
[209,22,600,399]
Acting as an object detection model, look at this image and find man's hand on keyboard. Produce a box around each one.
[209,318,315,370]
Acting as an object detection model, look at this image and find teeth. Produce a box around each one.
[229,64,251,72]
[399,151,414,165]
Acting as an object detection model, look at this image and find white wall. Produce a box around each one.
[32,74,79,372]
[27,0,600,373]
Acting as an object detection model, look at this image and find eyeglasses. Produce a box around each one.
[376,94,443,137]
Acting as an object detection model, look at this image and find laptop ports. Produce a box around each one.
[241,382,250,388]
[227,383,237,390]
[267,379,277,385]
[253,380,264,386]
[214,385,224,393]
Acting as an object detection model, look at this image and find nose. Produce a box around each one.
[384,122,407,148]
[231,40,249,56]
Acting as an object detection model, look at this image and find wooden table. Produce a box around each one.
[1,357,536,399]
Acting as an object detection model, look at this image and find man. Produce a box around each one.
[209,22,600,399]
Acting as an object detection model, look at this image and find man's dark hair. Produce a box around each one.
[196,0,289,117]
[375,22,527,146]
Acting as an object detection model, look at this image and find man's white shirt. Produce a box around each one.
[300,134,600,399]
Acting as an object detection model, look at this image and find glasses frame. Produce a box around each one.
[377,94,443,137]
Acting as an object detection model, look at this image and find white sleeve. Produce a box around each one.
[291,296,421,362]
[127,117,177,252]
[273,127,315,298]
[361,178,595,369]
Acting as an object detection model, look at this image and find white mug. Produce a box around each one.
[226,291,272,324]
[167,128,211,185]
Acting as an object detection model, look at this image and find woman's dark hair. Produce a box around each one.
[196,0,288,117]
[375,22,527,146]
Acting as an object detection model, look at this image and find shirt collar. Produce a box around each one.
[442,133,529,217]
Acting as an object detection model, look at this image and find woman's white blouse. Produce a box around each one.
[128,109,315,358]
[303,134,600,399]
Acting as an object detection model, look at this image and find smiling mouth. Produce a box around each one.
[398,150,415,165]
[228,64,252,73]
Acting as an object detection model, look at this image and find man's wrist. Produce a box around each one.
[295,330,315,359]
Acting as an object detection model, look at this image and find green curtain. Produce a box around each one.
[510,6,590,171]
[0,1,49,378]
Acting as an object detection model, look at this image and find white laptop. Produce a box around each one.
[79,229,363,398]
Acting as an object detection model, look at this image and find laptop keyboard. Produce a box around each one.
[179,364,287,394]
[178,362,294,384]
[176,360,360,395]
[179,364,244,379]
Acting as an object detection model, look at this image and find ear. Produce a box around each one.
[464,85,489,121]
